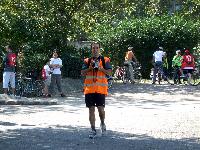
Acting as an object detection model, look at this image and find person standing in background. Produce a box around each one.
[2,45,17,97]
[42,60,51,97]
[152,46,170,84]
[172,50,182,84]
[49,51,66,97]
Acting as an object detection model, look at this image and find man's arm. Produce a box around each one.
[81,59,92,76]
[99,57,112,75]
[132,54,138,62]
[98,68,112,75]
[152,56,155,64]
[81,66,93,76]
[2,54,7,69]
[50,59,63,68]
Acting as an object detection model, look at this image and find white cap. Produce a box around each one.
[128,47,133,51]
[176,50,181,54]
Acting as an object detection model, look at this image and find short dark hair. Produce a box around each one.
[53,50,59,55]
[91,42,100,49]
[5,45,12,50]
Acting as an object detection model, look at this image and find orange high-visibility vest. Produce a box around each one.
[83,57,110,95]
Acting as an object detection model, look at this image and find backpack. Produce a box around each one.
[7,53,17,67]
[87,56,106,69]
[41,67,47,80]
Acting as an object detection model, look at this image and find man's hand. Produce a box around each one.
[98,67,104,72]
[99,67,112,75]
[81,66,93,76]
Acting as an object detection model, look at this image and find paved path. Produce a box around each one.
[0,82,200,150]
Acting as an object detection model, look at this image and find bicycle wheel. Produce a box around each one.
[133,71,142,83]
[122,73,128,84]
[188,73,199,86]
[15,81,24,97]
[122,66,129,84]
[23,80,34,97]
[34,80,43,97]
[158,72,162,84]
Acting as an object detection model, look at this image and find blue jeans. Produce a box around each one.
[153,61,166,82]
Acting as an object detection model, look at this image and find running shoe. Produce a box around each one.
[89,129,97,139]
[100,123,106,135]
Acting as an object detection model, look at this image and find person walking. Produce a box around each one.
[81,42,112,138]
[2,45,17,98]
[49,51,66,97]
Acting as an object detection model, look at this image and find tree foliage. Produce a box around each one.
[0,0,200,78]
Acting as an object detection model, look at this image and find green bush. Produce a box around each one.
[61,53,82,79]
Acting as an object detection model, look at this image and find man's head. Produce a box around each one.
[128,47,133,51]
[158,47,163,51]
[91,42,100,58]
[5,45,12,52]
[184,49,190,55]
[176,50,181,55]
[53,50,58,58]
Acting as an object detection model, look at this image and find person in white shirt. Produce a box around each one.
[49,51,66,97]
[152,47,168,84]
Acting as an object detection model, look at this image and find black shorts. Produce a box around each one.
[183,69,193,74]
[85,93,105,108]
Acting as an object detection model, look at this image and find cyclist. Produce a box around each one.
[152,47,169,84]
[124,47,138,83]
[181,49,195,79]
[172,50,182,84]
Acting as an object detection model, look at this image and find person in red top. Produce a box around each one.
[181,49,195,77]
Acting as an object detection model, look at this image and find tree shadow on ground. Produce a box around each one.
[106,82,200,109]
[0,124,199,150]
[110,82,200,96]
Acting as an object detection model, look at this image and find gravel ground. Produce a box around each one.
[0,79,200,150]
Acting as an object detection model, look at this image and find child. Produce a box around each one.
[42,60,51,97]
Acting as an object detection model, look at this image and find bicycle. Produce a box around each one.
[153,64,170,84]
[15,73,25,97]
[172,66,182,84]
[22,77,43,98]
[132,63,142,83]
[113,66,124,81]
[122,62,142,84]
[181,69,199,86]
